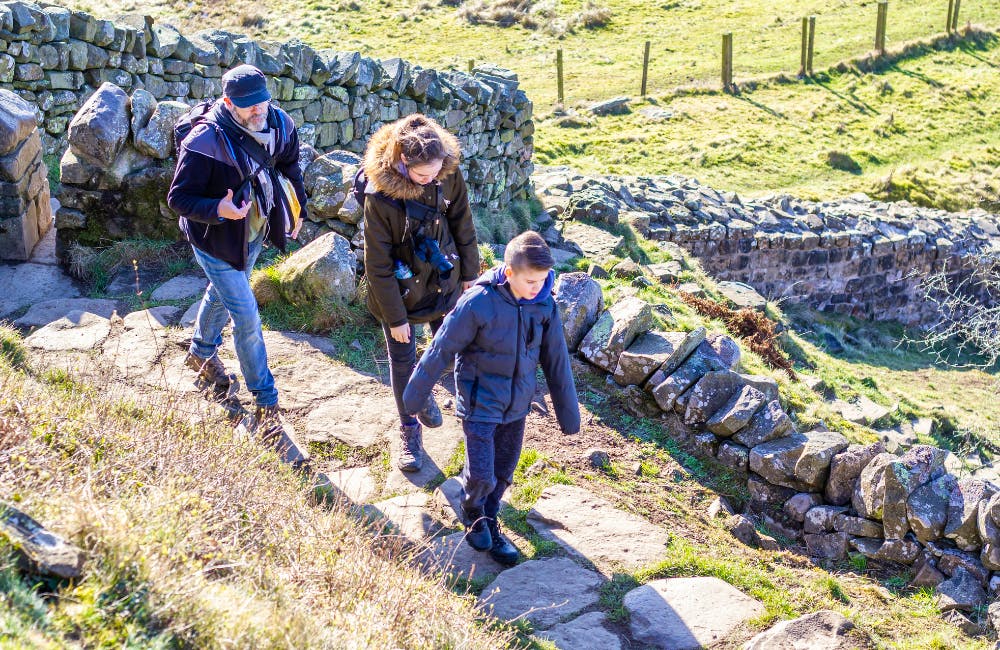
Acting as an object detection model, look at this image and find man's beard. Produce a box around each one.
[237,112,267,132]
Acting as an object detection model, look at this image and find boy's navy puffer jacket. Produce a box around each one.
[402,265,580,434]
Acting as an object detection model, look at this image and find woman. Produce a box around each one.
[361,114,480,472]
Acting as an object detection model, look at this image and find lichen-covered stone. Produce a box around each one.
[612,330,686,387]
[554,272,603,352]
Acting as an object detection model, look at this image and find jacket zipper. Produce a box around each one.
[502,303,523,422]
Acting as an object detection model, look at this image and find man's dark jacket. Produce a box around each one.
[167,101,307,271]
[402,266,580,434]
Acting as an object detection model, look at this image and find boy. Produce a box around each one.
[402,231,580,565]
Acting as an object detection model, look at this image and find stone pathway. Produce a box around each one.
[4,256,828,649]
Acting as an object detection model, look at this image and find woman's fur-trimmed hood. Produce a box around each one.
[361,119,461,201]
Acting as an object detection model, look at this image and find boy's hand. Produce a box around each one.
[390,323,411,343]
[462,280,475,291]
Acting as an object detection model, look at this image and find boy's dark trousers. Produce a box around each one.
[460,418,526,519]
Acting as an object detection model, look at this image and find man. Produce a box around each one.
[167,64,308,466]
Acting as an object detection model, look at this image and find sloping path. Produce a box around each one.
[4,260,859,649]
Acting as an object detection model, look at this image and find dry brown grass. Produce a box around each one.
[680,292,797,380]
[0,330,511,648]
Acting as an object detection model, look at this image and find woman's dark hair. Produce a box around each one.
[504,231,554,271]
[392,114,452,166]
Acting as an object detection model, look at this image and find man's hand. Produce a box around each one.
[218,188,251,221]
[462,280,475,292]
[290,218,303,240]
[389,323,411,344]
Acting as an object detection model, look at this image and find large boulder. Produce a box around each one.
[936,567,987,613]
[0,89,38,157]
[750,430,849,492]
[882,446,948,539]
[978,492,1000,570]
[134,100,188,159]
[945,479,996,551]
[564,184,621,225]
[907,474,958,543]
[733,399,793,448]
[825,442,886,506]
[304,151,360,221]
[644,326,706,387]
[683,370,745,428]
[852,452,897,520]
[267,232,356,305]
[612,330,686,387]
[649,339,725,412]
[706,383,765,436]
[554,272,603,351]
[67,82,130,167]
[578,296,651,372]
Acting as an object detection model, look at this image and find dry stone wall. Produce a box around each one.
[555,274,1000,625]
[535,168,1000,327]
[0,87,49,259]
[0,1,532,257]
[556,273,1000,617]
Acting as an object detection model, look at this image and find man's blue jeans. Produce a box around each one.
[189,236,278,407]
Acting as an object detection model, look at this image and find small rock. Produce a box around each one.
[586,448,610,469]
[744,610,861,650]
[784,493,823,523]
[707,496,737,519]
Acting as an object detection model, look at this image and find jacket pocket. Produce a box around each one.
[397,275,423,311]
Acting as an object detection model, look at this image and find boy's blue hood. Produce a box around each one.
[484,264,555,305]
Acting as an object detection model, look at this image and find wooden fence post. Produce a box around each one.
[721,32,733,92]
[640,40,651,97]
[556,49,564,105]
[951,0,961,32]
[946,0,955,34]
[875,1,888,56]
[807,16,816,76]
[799,17,809,77]
[468,59,474,73]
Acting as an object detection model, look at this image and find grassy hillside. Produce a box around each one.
[62,0,1000,206]
[0,327,511,649]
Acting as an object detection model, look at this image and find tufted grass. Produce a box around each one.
[0,329,513,649]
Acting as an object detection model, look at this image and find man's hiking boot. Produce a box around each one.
[416,394,443,428]
[397,422,423,472]
[185,352,237,388]
[237,404,311,472]
[486,518,519,566]
[463,509,492,551]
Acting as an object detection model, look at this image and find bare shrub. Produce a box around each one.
[575,1,612,28]
[915,252,1000,369]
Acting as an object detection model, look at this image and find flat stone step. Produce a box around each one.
[418,531,510,584]
[0,262,80,318]
[536,611,623,650]
[527,484,669,572]
[149,274,207,301]
[363,493,444,543]
[13,298,119,329]
[24,310,111,351]
[623,577,766,649]
[315,466,377,504]
[478,557,604,631]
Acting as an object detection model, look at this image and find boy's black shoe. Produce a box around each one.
[486,518,520,566]
[416,394,443,428]
[397,422,423,472]
[463,509,492,551]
